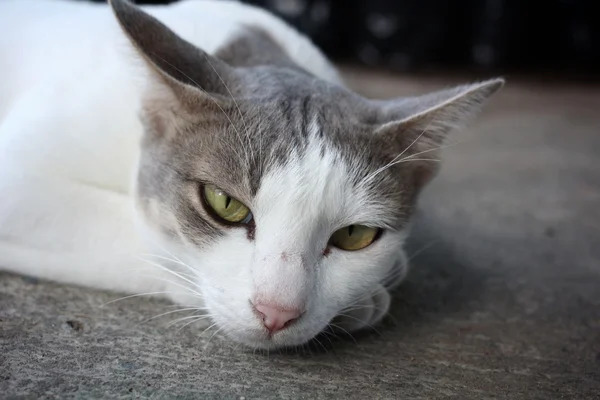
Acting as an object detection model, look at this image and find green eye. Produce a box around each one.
[330,225,380,251]
[203,185,252,224]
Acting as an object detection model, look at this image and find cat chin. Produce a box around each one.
[200,285,394,350]
[216,298,392,350]
[208,312,330,350]
[221,327,325,351]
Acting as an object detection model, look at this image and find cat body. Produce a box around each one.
[0,0,502,349]
[0,0,338,295]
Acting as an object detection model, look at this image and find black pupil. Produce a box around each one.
[348,225,354,236]
[225,196,231,208]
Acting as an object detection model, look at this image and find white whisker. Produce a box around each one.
[206,325,226,346]
[341,304,388,314]
[311,336,328,353]
[363,113,438,184]
[396,139,466,162]
[395,158,441,163]
[407,238,441,262]
[168,314,213,330]
[140,252,198,274]
[173,317,211,333]
[137,256,199,288]
[336,313,383,337]
[319,331,336,346]
[101,291,176,307]
[327,323,358,345]
[141,307,207,324]
[130,269,202,299]
[198,321,220,336]
[140,243,248,285]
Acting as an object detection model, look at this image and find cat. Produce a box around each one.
[0,0,503,350]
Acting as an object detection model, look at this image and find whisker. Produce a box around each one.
[140,244,248,285]
[139,238,215,280]
[380,269,407,289]
[344,286,388,307]
[407,238,442,262]
[394,158,441,164]
[139,253,199,276]
[164,303,210,309]
[327,323,358,345]
[232,342,244,353]
[134,263,197,284]
[144,238,186,265]
[206,325,226,346]
[336,313,383,337]
[101,291,176,307]
[137,256,199,289]
[339,305,400,327]
[311,336,328,354]
[174,316,215,333]
[132,272,204,299]
[341,304,388,314]
[167,314,212,329]
[140,307,207,324]
[165,314,201,328]
[198,321,220,337]
[380,238,441,289]
[319,330,336,346]
[395,139,468,164]
[363,113,438,184]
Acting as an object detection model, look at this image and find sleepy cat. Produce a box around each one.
[0,0,503,349]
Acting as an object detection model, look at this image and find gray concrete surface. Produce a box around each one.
[2,68,600,399]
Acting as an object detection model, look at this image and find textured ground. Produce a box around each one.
[2,68,600,399]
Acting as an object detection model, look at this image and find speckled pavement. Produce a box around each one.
[2,68,599,399]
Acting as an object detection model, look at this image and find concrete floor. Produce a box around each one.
[2,67,600,399]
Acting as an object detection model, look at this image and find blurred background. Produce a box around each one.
[239,0,600,79]
[3,1,600,397]
[93,0,600,80]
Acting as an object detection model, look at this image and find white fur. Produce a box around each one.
[0,0,402,348]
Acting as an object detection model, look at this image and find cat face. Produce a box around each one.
[111,0,503,349]
[134,80,415,348]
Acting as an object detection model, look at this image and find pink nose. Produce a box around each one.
[254,304,301,334]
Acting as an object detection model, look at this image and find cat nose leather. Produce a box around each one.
[254,304,301,334]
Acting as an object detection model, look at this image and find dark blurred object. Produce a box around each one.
[95,0,600,75]
[240,0,600,75]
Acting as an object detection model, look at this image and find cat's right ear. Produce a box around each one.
[109,0,236,105]
[372,78,504,190]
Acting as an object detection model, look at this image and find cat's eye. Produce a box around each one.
[203,185,252,224]
[330,225,380,251]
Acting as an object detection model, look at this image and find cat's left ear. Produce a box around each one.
[374,78,504,188]
[109,0,236,104]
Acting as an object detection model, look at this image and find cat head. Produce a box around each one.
[110,0,503,349]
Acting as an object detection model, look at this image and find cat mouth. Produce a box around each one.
[215,317,327,350]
